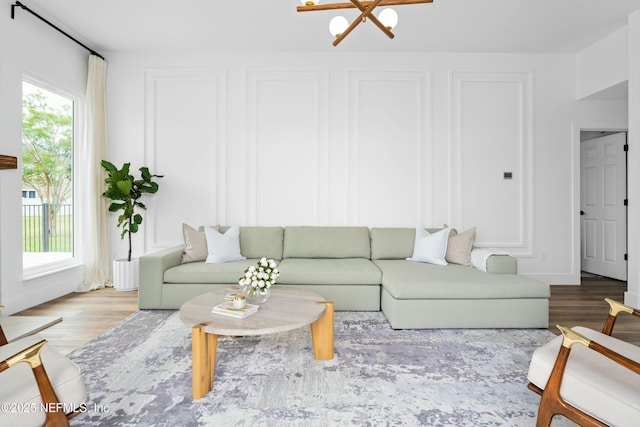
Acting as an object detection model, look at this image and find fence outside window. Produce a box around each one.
[22,203,73,253]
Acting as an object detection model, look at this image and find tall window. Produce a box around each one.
[22,80,75,270]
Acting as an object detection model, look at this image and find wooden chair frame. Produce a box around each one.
[528,298,640,427]
[0,306,78,427]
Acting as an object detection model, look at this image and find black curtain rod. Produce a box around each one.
[11,1,105,60]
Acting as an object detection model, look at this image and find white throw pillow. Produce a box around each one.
[406,227,451,265]
[204,225,246,263]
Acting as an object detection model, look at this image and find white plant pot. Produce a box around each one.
[112,258,139,291]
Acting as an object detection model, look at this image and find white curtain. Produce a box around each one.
[78,54,110,292]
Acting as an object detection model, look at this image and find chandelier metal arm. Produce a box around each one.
[332,0,386,46]
[297,0,433,12]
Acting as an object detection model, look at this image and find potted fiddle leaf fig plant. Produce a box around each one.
[101,160,162,290]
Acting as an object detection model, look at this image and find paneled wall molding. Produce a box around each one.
[450,70,534,255]
[348,70,432,226]
[245,70,329,226]
[144,68,227,249]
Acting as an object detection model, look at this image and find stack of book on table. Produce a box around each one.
[211,301,259,319]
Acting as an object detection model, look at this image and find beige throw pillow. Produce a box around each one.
[180,223,209,264]
[446,227,476,265]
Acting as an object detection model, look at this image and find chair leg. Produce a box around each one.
[601,314,617,336]
[536,346,607,427]
[33,364,70,427]
[0,305,7,346]
[535,404,555,427]
[0,327,8,346]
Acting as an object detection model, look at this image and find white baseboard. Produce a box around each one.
[624,291,640,309]
[521,273,580,285]
[2,264,83,315]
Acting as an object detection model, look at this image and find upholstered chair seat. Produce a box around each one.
[528,326,640,427]
[528,298,640,427]
[0,333,86,427]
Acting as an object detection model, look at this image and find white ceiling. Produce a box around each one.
[19,0,640,54]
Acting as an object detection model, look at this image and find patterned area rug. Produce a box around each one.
[68,310,575,426]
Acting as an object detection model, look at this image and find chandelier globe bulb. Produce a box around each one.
[378,8,399,30]
[329,16,349,38]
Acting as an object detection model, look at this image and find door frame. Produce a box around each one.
[572,121,628,286]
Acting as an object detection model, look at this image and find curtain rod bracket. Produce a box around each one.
[10,1,104,60]
[10,1,26,20]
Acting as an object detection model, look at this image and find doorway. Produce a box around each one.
[580,131,628,281]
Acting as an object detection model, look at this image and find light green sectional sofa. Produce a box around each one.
[139,226,550,329]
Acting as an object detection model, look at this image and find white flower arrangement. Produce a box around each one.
[238,257,280,296]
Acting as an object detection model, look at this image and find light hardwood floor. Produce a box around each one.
[10,277,640,355]
[14,288,139,355]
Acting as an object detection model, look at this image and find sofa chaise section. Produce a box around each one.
[371,227,550,329]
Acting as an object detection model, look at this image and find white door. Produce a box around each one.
[581,132,627,280]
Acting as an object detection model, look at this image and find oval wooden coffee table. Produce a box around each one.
[180,285,334,399]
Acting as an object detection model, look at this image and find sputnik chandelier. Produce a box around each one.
[297,0,433,46]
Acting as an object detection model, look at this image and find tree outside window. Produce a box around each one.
[22,81,74,262]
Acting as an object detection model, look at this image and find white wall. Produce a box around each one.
[626,11,640,307]
[1,7,635,313]
[573,16,640,307]
[105,52,591,284]
[0,0,87,314]
[576,26,628,100]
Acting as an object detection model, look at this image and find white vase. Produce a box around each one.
[112,258,139,291]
